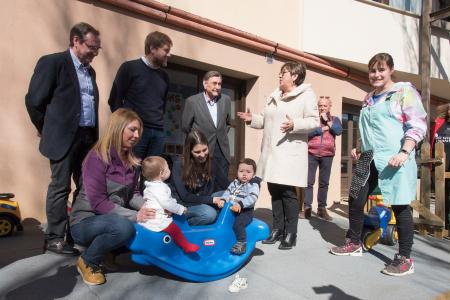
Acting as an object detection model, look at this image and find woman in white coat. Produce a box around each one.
[237,61,319,249]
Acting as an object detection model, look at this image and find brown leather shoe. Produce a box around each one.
[317,207,333,221]
[299,208,312,219]
[77,256,106,285]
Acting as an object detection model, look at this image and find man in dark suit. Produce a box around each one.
[182,71,231,190]
[25,22,101,255]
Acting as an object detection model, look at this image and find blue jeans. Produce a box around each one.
[71,214,135,267]
[133,127,165,160]
[186,204,218,226]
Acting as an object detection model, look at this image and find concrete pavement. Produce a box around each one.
[1,205,449,300]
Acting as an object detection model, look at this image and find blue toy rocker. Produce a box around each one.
[127,201,269,282]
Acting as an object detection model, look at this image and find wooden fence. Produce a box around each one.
[413,141,448,238]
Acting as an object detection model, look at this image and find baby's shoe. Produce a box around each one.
[230,241,246,255]
[228,274,248,293]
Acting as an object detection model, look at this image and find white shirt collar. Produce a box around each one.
[141,56,159,69]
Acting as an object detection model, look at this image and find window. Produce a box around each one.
[372,0,422,14]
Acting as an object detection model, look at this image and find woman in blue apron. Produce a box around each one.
[330,53,427,277]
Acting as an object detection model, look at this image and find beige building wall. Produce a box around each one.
[159,0,303,50]
[302,0,450,82]
[1,0,368,221]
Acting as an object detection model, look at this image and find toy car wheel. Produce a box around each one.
[381,224,398,246]
[361,228,373,251]
[0,216,15,237]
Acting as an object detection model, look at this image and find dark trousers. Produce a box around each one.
[45,127,95,242]
[267,183,299,234]
[133,127,165,160]
[304,155,334,209]
[347,162,414,258]
[71,214,135,267]
[233,208,254,242]
[212,140,230,191]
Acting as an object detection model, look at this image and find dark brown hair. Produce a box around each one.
[142,156,166,180]
[281,61,307,86]
[144,31,172,55]
[182,130,211,190]
[368,53,394,70]
[238,158,257,173]
[69,22,100,47]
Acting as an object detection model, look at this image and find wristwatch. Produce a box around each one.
[400,149,410,155]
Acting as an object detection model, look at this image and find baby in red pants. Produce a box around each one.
[139,156,199,253]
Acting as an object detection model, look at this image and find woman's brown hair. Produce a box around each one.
[436,103,450,120]
[182,129,211,190]
[281,61,307,86]
[368,53,394,70]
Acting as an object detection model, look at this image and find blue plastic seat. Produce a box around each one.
[127,202,269,282]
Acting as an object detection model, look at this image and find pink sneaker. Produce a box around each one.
[330,239,362,256]
[382,254,414,276]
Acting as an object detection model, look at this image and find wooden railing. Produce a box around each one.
[413,141,447,238]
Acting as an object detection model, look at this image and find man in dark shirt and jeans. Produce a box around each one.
[300,96,342,220]
[109,31,172,159]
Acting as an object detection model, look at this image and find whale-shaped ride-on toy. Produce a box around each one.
[127,201,269,282]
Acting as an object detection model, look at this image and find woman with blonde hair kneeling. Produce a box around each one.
[70,108,155,285]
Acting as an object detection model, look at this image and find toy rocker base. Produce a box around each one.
[127,202,269,282]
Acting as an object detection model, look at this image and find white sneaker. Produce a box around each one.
[228,274,248,293]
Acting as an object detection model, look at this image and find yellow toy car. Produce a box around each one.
[0,193,23,237]
[361,193,398,250]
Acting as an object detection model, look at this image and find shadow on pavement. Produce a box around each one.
[5,265,77,300]
[366,248,391,264]
[312,284,361,300]
[308,217,347,246]
[328,203,349,219]
[254,208,273,229]
[0,218,44,268]
[112,245,266,283]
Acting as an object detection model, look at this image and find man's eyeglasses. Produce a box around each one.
[84,43,102,52]
[279,70,290,76]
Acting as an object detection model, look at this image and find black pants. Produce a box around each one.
[212,140,230,191]
[304,155,334,209]
[233,208,254,242]
[347,162,414,258]
[45,127,96,242]
[267,183,299,234]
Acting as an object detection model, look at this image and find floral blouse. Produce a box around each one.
[363,82,427,143]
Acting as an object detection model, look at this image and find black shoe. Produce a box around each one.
[262,229,283,244]
[44,240,80,256]
[278,233,297,250]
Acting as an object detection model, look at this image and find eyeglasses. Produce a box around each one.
[84,43,102,52]
[279,70,290,77]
